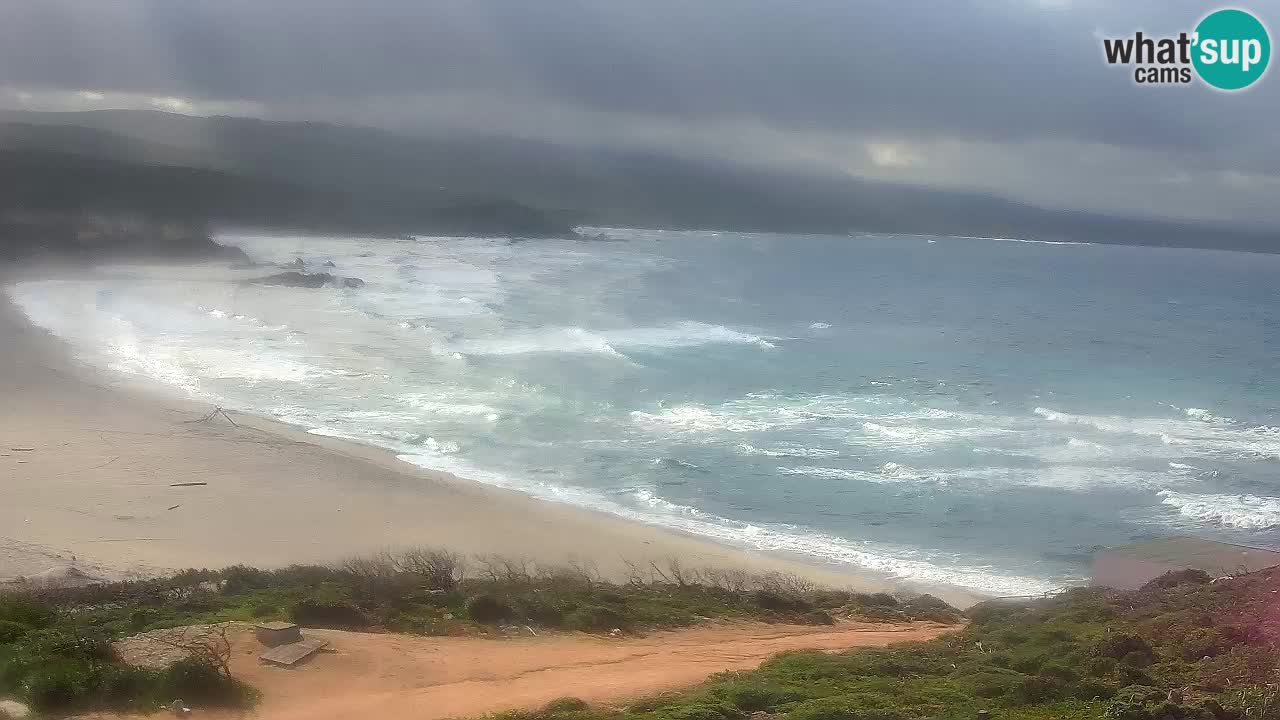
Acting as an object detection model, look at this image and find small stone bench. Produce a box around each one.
[259,638,329,667]
[253,621,302,647]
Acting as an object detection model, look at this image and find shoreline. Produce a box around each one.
[1,267,984,607]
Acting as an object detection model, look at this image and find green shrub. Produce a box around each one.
[1013,673,1066,705]
[905,594,950,611]
[159,657,250,707]
[288,599,368,628]
[753,590,809,612]
[20,660,92,711]
[811,590,854,608]
[0,620,31,644]
[0,598,54,629]
[1039,661,1079,682]
[99,664,159,709]
[466,594,514,623]
[660,701,743,720]
[1179,628,1225,660]
[513,596,566,627]
[220,565,272,595]
[803,610,835,625]
[564,605,625,632]
[1011,654,1046,674]
[249,601,277,619]
[628,693,681,713]
[784,696,903,720]
[716,682,811,711]
[850,592,899,608]
[1141,569,1212,592]
[1095,634,1155,663]
[966,602,1031,627]
[1072,678,1117,701]
[952,665,1024,698]
[543,696,590,712]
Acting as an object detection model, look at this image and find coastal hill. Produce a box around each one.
[1,110,1277,253]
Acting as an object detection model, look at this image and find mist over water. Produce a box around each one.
[11,229,1280,596]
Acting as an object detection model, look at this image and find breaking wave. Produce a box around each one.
[1159,490,1280,530]
[736,443,841,458]
[1034,407,1280,460]
[451,322,774,358]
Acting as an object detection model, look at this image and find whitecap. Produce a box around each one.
[1159,490,1280,530]
[736,443,841,458]
[777,462,932,485]
[1034,406,1280,460]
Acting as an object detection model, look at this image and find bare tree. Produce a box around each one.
[473,554,534,585]
[153,624,235,680]
[394,547,466,591]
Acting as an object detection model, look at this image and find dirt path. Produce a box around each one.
[144,620,952,720]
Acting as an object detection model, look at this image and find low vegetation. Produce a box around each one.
[0,550,955,714]
[20,551,1277,719]
[488,567,1280,720]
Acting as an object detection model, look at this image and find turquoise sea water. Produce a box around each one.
[11,229,1280,595]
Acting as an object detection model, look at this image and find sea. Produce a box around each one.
[9,228,1280,597]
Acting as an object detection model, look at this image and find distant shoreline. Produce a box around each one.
[0,265,984,608]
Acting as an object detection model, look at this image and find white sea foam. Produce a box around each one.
[778,466,869,482]
[948,234,1095,247]
[391,444,1062,596]
[631,406,776,433]
[634,394,1007,441]
[777,462,932,485]
[1034,407,1280,460]
[1183,407,1232,424]
[1159,490,1280,530]
[604,322,776,350]
[452,327,627,357]
[855,419,1016,450]
[450,322,774,358]
[736,443,841,458]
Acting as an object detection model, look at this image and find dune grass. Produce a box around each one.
[0,550,954,714]
[489,568,1280,720]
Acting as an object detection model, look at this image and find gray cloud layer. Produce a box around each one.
[2,0,1278,225]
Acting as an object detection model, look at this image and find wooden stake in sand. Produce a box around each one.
[183,406,239,428]
[169,482,208,487]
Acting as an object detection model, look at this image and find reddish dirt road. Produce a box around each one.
[133,620,953,720]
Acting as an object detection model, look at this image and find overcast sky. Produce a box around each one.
[1,0,1277,226]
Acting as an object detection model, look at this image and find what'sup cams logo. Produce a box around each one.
[1102,8,1270,90]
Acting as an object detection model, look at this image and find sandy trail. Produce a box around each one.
[104,621,953,720]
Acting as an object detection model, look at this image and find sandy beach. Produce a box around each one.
[0,270,979,606]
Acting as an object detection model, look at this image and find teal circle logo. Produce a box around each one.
[1192,9,1270,90]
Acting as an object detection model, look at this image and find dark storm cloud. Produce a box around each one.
[1,0,1277,223]
[0,0,1270,149]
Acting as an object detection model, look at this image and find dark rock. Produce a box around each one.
[249,271,365,289]
[215,243,254,266]
[255,271,330,288]
[322,260,336,267]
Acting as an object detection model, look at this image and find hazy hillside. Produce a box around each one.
[0,110,1275,252]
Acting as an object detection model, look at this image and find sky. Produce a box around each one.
[1,0,1277,226]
